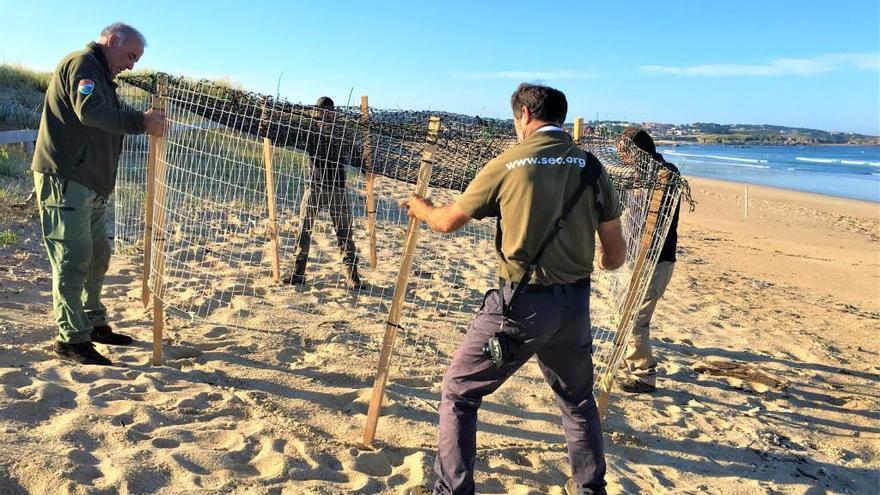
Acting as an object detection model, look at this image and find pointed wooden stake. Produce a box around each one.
[150,75,169,366]
[362,116,441,447]
[141,94,163,308]
[263,137,281,283]
[362,96,378,269]
[597,168,671,418]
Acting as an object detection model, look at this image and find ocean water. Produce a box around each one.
[656,144,880,203]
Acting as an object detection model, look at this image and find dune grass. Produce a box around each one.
[0,64,51,131]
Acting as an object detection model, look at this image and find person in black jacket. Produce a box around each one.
[618,126,681,393]
[286,96,362,289]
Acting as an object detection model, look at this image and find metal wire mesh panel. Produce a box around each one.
[115,84,151,255]
[580,133,684,397]
[114,73,684,408]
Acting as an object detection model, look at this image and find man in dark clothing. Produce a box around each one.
[617,127,681,394]
[286,96,362,289]
[404,84,626,495]
[31,23,166,366]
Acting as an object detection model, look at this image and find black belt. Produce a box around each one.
[508,277,590,294]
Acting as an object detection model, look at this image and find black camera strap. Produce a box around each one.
[500,154,603,318]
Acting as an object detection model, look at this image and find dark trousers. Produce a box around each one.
[433,282,606,494]
[294,186,358,273]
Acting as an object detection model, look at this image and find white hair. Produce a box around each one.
[99,22,147,47]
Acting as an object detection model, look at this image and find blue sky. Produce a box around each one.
[1,0,878,134]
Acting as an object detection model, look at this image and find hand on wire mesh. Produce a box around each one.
[144,108,167,137]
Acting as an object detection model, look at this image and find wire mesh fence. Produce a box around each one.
[114,73,685,423]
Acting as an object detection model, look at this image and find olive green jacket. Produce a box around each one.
[31,42,145,196]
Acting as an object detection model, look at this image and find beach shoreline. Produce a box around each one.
[656,140,880,147]
[683,174,880,209]
[652,143,880,203]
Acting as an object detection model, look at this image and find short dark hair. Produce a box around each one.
[623,126,658,157]
[510,83,567,125]
[315,96,334,109]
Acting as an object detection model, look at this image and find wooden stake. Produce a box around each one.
[151,76,169,366]
[362,96,378,269]
[573,117,584,141]
[362,116,441,447]
[596,169,670,417]
[141,94,163,308]
[263,138,281,282]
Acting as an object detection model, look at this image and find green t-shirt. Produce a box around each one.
[454,129,622,284]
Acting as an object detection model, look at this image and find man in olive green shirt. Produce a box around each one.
[32,23,166,366]
[404,84,626,495]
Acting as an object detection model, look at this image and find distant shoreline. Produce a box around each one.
[655,140,880,147]
[681,172,880,204]
[683,175,880,209]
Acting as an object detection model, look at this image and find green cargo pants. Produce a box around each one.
[34,172,111,344]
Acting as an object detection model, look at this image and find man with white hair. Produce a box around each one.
[31,23,166,365]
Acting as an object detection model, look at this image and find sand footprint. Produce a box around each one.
[279,439,353,485]
[341,387,398,416]
[249,436,288,479]
[353,448,402,477]
[150,437,181,449]
[653,403,687,427]
[390,450,428,491]
[204,326,232,339]
[190,428,248,453]
[1,369,33,399]
[64,448,103,486]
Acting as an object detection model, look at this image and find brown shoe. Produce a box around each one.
[55,341,113,366]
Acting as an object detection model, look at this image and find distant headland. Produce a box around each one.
[588,121,880,146]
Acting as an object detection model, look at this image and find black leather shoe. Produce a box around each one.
[55,341,113,366]
[619,378,657,394]
[91,325,134,346]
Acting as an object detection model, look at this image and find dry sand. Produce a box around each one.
[0,176,878,494]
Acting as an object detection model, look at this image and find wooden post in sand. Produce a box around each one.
[744,187,750,220]
[362,116,441,447]
[141,94,163,308]
[597,168,671,417]
[361,96,378,269]
[260,100,281,283]
[573,117,584,142]
[150,75,170,366]
[263,138,281,282]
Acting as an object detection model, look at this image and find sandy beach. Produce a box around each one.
[0,175,878,494]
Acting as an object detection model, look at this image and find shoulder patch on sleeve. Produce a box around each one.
[77,79,95,95]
